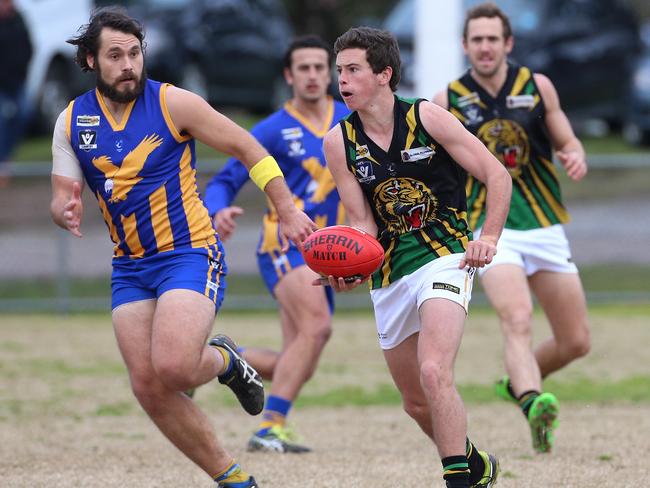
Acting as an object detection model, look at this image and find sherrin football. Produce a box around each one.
[301,225,384,279]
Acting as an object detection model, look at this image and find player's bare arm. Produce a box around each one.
[166,85,316,247]
[419,101,512,268]
[535,73,587,181]
[431,90,448,109]
[318,125,377,291]
[50,176,84,238]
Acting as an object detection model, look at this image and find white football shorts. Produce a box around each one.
[474,224,578,277]
[370,253,474,350]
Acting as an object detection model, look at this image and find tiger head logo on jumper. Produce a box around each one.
[373,178,438,236]
[476,119,529,177]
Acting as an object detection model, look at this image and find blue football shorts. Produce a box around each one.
[257,244,334,314]
[111,242,228,311]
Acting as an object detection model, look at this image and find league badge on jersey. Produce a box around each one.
[354,159,376,184]
[462,105,484,125]
[456,92,484,125]
[282,127,305,157]
[78,130,97,151]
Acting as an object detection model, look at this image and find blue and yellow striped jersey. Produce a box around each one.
[67,79,216,259]
[204,97,350,254]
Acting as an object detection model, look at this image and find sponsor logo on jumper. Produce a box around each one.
[77,115,100,126]
[356,145,370,159]
[78,130,97,151]
[281,127,303,140]
[432,282,460,294]
[115,139,124,152]
[401,146,435,162]
[506,94,535,109]
[457,92,481,108]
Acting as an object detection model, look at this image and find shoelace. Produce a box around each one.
[235,357,263,388]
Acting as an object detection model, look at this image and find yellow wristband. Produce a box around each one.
[249,155,284,190]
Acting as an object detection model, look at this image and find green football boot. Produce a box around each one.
[494,375,517,403]
[527,392,560,453]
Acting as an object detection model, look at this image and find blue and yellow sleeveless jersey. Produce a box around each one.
[67,79,217,260]
[204,97,350,254]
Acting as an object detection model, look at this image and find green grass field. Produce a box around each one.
[2,308,649,487]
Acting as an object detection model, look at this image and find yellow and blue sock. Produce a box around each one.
[256,395,292,436]
[442,455,470,487]
[213,461,251,487]
[213,346,232,377]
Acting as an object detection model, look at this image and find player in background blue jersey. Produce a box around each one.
[204,36,349,453]
[49,8,316,488]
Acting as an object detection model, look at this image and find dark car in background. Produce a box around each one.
[20,0,293,134]
[98,0,293,112]
[384,0,642,129]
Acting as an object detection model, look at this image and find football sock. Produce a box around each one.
[442,455,470,487]
[256,395,292,436]
[213,461,251,485]
[213,346,232,377]
[465,438,485,485]
[518,390,541,418]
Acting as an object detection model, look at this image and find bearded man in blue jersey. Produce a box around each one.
[204,35,349,454]
[49,7,316,488]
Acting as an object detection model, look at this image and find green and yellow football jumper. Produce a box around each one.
[447,62,570,231]
[339,96,471,290]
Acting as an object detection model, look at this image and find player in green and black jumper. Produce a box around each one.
[434,2,591,454]
[322,27,512,488]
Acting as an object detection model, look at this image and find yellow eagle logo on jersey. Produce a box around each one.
[92,134,163,203]
[476,119,529,177]
[374,178,438,235]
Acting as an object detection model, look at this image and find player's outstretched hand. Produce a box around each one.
[312,274,369,292]
[212,206,244,241]
[63,181,83,238]
[459,235,498,269]
[278,208,318,252]
[556,150,587,181]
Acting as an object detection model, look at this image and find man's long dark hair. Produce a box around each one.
[67,6,145,72]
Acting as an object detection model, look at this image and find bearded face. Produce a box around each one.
[95,59,147,103]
